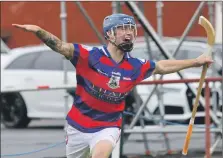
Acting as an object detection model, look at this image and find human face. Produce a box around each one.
[108,24,137,45]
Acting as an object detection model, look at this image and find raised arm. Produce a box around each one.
[12,24,74,59]
[153,54,213,75]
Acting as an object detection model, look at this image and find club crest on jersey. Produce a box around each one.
[107,72,121,89]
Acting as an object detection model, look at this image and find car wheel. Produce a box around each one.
[1,93,31,128]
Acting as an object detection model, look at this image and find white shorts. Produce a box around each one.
[65,124,121,158]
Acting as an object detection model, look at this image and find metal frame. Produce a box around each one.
[57,1,222,157]
[75,2,106,45]
[2,78,221,158]
[125,1,220,127]
[123,78,222,158]
[60,2,69,130]
[155,1,171,153]
[172,2,206,57]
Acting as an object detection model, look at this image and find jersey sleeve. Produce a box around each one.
[138,59,156,81]
[70,44,92,67]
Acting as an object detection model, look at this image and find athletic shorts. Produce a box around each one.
[65,124,121,158]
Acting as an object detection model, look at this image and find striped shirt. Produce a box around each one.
[66,44,156,133]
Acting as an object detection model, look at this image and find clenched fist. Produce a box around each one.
[195,54,214,67]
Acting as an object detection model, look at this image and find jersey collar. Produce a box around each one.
[101,45,130,60]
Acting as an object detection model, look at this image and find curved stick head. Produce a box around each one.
[198,16,215,46]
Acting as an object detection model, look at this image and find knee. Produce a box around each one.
[91,140,113,158]
[91,151,110,158]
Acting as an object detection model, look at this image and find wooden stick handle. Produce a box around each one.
[182,64,208,155]
[191,64,208,117]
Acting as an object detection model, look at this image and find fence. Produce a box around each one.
[1,77,222,158]
[115,77,222,158]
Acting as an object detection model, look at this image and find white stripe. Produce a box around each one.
[126,52,130,58]
[81,44,93,51]
[101,47,109,57]
[189,118,195,124]
[138,58,146,64]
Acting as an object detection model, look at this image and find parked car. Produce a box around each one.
[1,44,138,128]
[131,39,222,124]
[1,45,77,128]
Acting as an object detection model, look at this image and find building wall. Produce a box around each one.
[1,2,210,48]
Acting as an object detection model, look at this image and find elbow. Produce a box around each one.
[154,62,166,75]
[159,67,167,74]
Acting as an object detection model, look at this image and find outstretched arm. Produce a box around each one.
[12,24,74,59]
[153,54,213,75]
[35,29,74,59]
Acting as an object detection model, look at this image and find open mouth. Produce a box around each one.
[124,37,132,42]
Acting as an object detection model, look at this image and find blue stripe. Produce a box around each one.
[144,60,156,79]
[90,59,140,80]
[88,48,140,80]
[127,58,145,80]
[76,75,128,104]
[102,46,129,60]
[73,95,122,122]
[88,48,103,66]
[70,43,80,67]
[66,116,120,133]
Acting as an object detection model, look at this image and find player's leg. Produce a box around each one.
[66,125,91,158]
[91,140,113,158]
[66,147,90,158]
[90,128,121,158]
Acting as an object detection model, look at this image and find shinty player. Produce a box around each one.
[13,13,213,158]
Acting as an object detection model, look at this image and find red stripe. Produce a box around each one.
[99,56,114,67]
[75,85,125,112]
[142,61,151,74]
[76,46,134,92]
[138,61,151,81]
[68,105,122,128]
[79,44,90,59]
[76,64,133,93]
[119,60,134,70]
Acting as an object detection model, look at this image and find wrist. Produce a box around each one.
[193,58,199,67]
[33,26,41,33]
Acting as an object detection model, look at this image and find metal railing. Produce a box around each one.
[116,77,222,158]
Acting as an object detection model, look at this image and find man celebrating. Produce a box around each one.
[13,13,213,158]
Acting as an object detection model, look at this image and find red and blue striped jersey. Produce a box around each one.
[66,44,156,133]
